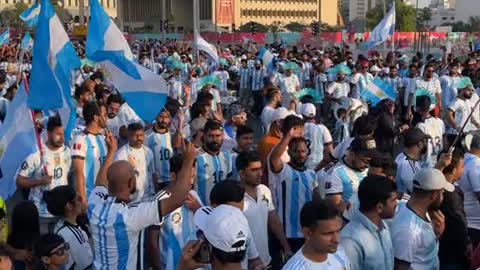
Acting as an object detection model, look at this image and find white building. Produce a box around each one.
[455,0,480,22]
[430,7,456,26]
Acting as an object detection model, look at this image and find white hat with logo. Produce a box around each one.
[194,205,249,252]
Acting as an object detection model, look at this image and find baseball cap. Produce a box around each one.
[194,205,249,252]
[270,107,294,123]
[403,128,431,146]
[190,118,207,138]
[300,103,316,118]
[349,138,378,158]
[412,168,454,192]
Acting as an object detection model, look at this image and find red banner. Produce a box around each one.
[216,0,234,25]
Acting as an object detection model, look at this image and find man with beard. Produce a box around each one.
[340,175,397,270]
[412,63,442,114]
[222,102,248,152]
[261,87,282,133]
[391,168,451,270]
[194,119,232,205]
[146,103,183,185]
[447,77,479,145]
[251,59,267,116]
[269,116,320,252]
[404,64,421,121]
[326,64,351,104]
[322,138,377,221]
[351,59,373,99]
[105,94,142,142]
[71,100,108,209]
[282,200,351,270]
[440,62,462,110]
[238,151,292,267]
[16,116,72,233]
[279,64,301,108]
[115,123,155,201]
[395,128,430,200]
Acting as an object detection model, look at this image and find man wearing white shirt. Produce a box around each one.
[447,79,478,144]
[114,122,155,201]
[411,64,442,113]
[261,87,282,133]
[279,67,300,108]
[237,151,292,266]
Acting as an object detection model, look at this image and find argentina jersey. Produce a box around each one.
[304,122,332,170]
[194,149,233,205]
[239,67,251,89]
[271,163,318,238]
[88,186,168,270]
[146,131,173,183]
[18,145,71,217]
[72,132,107,198]
[159,191,202,270]
[251,69,266,91]
[324,162,368,220]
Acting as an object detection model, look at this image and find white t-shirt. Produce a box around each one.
[326,82,350,99]
[114,144,155,200]
[331,137,354,160]
[243,184,275,265]
[416,117,445,168]
[395,153,422,195]
[282,246,351,270]
[458,153,480,230]
[448,97,472,134]
[390,205,439,270]
[261,106,276,133]
[304,122,333,170]
[279,74,300,94]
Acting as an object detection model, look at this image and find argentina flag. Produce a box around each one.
[361,77,397,106]
[0,29,9,46]
[21,32,34,50]
[87,0,141,79]
[87,0,167,123]
[20,2,41,28]
[367,2,395,49]
[257,47,275,74]
[27,0,80,142]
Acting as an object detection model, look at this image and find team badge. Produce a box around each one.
[262,194,269,204]
[171,212,182,224]
[54,156,60,166]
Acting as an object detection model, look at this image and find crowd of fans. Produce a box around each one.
[1,38,480,270]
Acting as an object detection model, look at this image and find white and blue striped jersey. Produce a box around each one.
[304,122,333,170]
[213,70,230,92]
[194,149,233,205]
[146,131,173,183]
[168,77,185,105]
[326,81,350,99]
[440,75,461,108]
[159,190,202,270]
[251,68,267,91]
[239,67,252,89]
[72,132,107,199]
[323,162,368,220]
[87,186,167,270]
[282,246,351,270]
[270,163,318,238]
[314,73,327,103]
[302,62,313,82]
[114,144,155,200]
[395,152,422,195]
[230,150,240,181]
[383,76,404,96]
[18,145,71,218]
[351,73,374,100]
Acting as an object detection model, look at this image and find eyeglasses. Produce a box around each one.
[50,243,70,257]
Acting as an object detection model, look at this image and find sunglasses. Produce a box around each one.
[50,243,70,256]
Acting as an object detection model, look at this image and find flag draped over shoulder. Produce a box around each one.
[27,0,80,142]
[0,84,37,199]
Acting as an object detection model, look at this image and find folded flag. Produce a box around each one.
[196,31,219,65]
[257,47,275,73]
[87,0,140,79]
[0,84,38,199]
[27,0,80,142]
[0,29,10,46]
[20,2,41,28]
[367,2,395,49]
[361,77,397,106]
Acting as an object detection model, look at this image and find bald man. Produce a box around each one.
[87,132,197,270]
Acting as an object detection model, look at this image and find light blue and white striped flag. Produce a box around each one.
[88,0,167,123]
[257,47,275,73]
[27,0,80,143]
[367,2,395,49]
[87,0,141,79]
[20,2,41,28]
[21,32,34,50]
[196,31,219,66]
[0,83,38,199]
[361,77,397,106]
[0,29,10,46]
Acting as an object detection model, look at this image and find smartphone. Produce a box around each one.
[194,230,211,264]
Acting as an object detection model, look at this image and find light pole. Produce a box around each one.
[161,0,166,41]
[79,0,85,25]
[193,0,200,60]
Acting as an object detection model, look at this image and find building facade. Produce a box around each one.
[430,7,455,26]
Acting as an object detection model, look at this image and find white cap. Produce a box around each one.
[194,205,249,252]
[370,65,381,72]
[412,168,454,192]
[300,103,316,118]
[270,107,294,123]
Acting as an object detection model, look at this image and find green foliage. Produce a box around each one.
[448,16,480,32]
[417,7,432,29]
[366,0,416,32]
[238,21,268,33]
[284,22,305,32]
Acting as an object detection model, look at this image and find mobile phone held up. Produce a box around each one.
[194,230,211,264]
